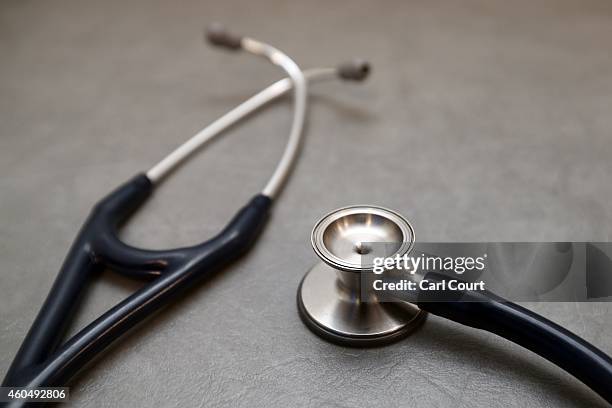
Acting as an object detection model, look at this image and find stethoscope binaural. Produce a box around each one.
[1,24,370,398]
[298,205,612,405]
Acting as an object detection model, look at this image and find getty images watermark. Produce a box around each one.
[371,252,488,293]
[358,242,612,302]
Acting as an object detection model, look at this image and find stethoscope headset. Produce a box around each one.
[2,25,369,401]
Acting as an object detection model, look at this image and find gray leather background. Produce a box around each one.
[1,0,612,406]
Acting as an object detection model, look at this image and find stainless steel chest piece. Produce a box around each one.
[297,205,427,347]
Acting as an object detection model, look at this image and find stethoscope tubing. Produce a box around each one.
[416,272,612,405]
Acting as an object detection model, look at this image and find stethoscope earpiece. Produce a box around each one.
[297,206,426,347]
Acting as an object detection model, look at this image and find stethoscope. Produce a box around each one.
[4,23,612,407]
[2,24,369,398]
[298,205,612,404]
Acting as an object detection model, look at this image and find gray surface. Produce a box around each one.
[1,0,612,406]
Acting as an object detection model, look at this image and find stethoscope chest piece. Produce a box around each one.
[297,206,426,347]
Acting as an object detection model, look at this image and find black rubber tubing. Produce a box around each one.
[2,174,272,391]
[417,272,612,405]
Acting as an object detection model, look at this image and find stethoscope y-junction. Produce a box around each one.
[2,25,369,398]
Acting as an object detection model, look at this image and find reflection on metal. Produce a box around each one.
[298,206,426,347]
